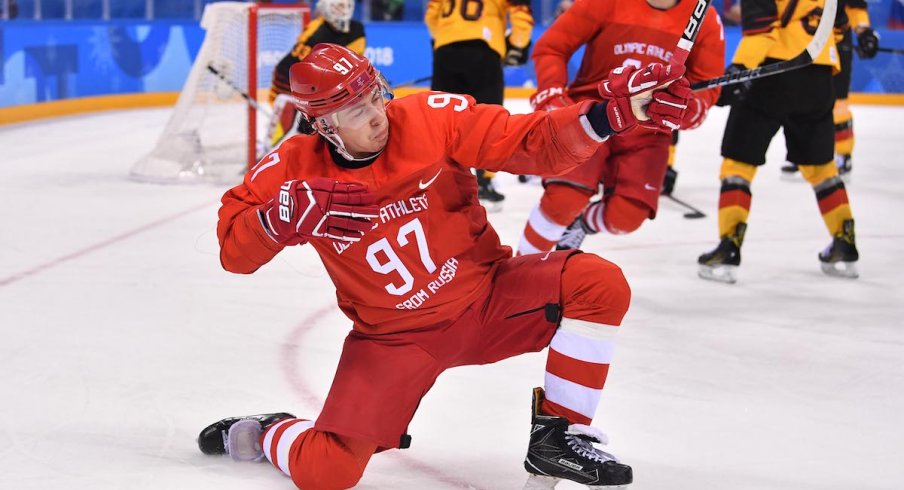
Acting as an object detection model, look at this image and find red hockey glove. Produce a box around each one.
[260,178,379,245]
[597,63,686,133]
[678,90,708,130]
[530,87,574,112]
[646,77,693,132]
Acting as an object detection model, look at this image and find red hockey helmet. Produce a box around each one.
[289,43,379,119]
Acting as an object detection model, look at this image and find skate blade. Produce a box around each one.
[524,474,630,490]
[779,171,803,183]
[227,419,264,462]
[480,200,504,213]
[698,264,738,284]
[820,261,859,279]
[524,474,560,489]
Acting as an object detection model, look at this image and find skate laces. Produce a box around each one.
[564,424,619,463]
[558,219,589,249]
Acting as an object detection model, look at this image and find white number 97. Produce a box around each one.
[333,57,353,75]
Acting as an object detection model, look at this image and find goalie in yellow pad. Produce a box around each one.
[264,0,366,158]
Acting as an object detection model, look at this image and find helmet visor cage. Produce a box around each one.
[319,84,388,131]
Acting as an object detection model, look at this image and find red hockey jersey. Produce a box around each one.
[533,0,725,105]
[217,92,605,334]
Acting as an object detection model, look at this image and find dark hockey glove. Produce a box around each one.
[260,178,379,245]
[855,28,880,59]
[504,37,532,66]
[715,64,752,107]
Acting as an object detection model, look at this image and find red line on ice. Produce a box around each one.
[0,202,212,288]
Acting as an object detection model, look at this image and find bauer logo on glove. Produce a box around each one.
[261,177,379,245]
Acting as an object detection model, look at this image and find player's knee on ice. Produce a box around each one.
[290,431,375,490]
[560,253,631,326]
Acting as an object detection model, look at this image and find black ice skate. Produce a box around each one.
[819,219,859,279]
[477,171,505,212]
[523,388,632,489]
[780,162,800,181]
[698,222,746,284]
[835,154,852,182]
[198,412,294,461]
[556,216,596,251]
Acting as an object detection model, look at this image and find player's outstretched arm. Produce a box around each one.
[441,63,690,177]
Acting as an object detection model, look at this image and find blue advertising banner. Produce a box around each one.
[2,19,903,109]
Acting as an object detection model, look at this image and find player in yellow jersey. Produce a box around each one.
[425,0,534,210]
[781,0,878,181]
[699,0,861,283]
[264,0,366,156]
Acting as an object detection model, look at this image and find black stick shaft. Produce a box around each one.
[666,194,706,217]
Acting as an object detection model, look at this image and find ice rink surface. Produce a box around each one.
[1,100,903,490]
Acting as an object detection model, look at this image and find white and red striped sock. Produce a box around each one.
[583,201,606,234]
[518,205,567,255]
[542,318,618,425]
[260,418,314,477]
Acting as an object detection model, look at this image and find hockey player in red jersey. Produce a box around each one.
[517,0,725,255]
[199,43,692,489]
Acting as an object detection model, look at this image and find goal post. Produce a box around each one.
[131,1,309,184]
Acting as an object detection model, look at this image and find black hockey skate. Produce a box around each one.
[819,219,859,279]
[835,154,852,182]
[556,216,595,251]
[698,222,746,284]
[523,388,632,489]
[477,170,505,212]
[198,412,294,461]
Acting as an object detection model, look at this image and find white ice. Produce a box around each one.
[1,100,903,490]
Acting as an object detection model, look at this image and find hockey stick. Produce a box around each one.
[876,47,904,55]
[206,63,272,117]
[390,75,432,90]
[671,0,716,67]
[545,0,717,97]
[665,194,706,219]
[690,0,837,90]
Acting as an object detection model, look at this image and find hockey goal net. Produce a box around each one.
[131,1,309,184]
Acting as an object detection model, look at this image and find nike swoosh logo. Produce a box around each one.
[540,250,554,261]
[644,183,657,191]
[419,168,442,190]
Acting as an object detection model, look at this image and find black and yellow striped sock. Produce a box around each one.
[833,99,854,158]
[799,162,853,236]
[717,159,757,238]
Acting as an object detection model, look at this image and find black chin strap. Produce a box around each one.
[326,141,380,169]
